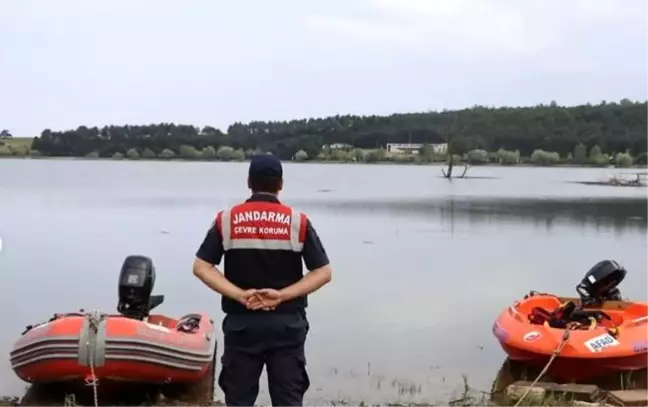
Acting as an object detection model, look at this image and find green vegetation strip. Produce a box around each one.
[0,100,645,167]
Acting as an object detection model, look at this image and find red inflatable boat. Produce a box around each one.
[493,260,648,382]
[9,255,217,385]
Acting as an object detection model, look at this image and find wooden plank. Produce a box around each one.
[508,380,602,402]
[607,389,648,406]
[505,383,546,403]
[553,384,602,403]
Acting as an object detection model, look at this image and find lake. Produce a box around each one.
[0,159,646,405]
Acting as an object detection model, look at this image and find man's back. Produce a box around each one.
[192,154,332,406]
[215,195,311,313]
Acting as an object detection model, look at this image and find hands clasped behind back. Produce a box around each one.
[237,288,283,311]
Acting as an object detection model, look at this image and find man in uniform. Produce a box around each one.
[193,154,332,406]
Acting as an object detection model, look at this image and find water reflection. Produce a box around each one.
[2,161,647,404]
[291,196,648,233]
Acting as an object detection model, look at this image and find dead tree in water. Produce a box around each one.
[440,128,469,179]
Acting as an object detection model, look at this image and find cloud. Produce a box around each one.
[301,0,647,74]
[303,0,554,55]
[302,14,421,46]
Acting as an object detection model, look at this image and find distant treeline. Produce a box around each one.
[2,99,647,165]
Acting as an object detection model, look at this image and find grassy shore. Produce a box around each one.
[1,137,646,170]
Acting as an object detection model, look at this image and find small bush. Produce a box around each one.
[530,149,560,166]
[216,146,235,161]
[497,149,520,165]
[201,146,216,159]
[294,150,308,161]
[364,149,386,163]
[232,148,246,161]
[614,152,633,168]
[125,148,140,160]
[179,145,200,159]
[142,148,156,159]
[158,149,175,159]
[635,152,647,166]
[466,149,489,165]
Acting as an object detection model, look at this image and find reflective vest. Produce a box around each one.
[215,201,307,252]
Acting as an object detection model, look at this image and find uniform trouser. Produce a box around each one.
[218,311,310,406]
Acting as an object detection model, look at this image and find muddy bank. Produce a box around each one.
[2,360,645,407]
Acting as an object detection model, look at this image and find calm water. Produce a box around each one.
[0,159,646,405]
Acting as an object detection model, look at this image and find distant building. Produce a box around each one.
[323,143,353,150]
[386,142,448,155]
[386,143,423,155]
[431,143,448,155]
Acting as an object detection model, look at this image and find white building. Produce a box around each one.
[386,143,423,154]
[386,142,448,155]
[323,143,353,150]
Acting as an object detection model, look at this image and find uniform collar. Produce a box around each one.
[246,193,281,203]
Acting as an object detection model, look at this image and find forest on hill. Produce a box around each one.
[1,100,646,166]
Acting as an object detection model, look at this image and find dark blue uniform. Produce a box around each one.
[196,155,329,406]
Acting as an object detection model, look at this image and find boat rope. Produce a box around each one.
[513,329,571,407]
[83,309,105,407]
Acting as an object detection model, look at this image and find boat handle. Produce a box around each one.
[508,301,524,321]
[628,316,648,326]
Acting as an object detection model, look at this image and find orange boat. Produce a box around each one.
[10,255,217,386]
[493,260,648,382]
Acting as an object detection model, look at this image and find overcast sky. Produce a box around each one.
[0,0,646,136]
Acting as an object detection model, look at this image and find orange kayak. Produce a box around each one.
[493,293,648,382]
[10,310,217,385]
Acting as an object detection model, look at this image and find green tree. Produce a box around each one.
[614,152,633,168]
[635,152,648,166]
[466,149,489,164]
[179,145,200,159]
[530,149,560,166]
[364,148,386,163]
[232,148,246,161]
[85,151,99,159]
[142,148,156,159]
[419,143,435,163]
[294,150,308,161]
[573,143,587,164]
[126,148,140,159]
[497,149,519,165]
[331,149,352,162]
[113,152,124,160]
[159,148,175,159]
[588,144,603,163]
[201,145,216,159]
[245,148,263,158]
[217,146,235,161]
[25,100,648,160]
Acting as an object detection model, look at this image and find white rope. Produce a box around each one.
[83,309,104,407]
[513,329,571,407]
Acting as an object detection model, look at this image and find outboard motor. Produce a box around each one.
[117,255,165,320]
[576,260,626,306]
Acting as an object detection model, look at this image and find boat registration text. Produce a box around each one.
[584,333,619,352]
